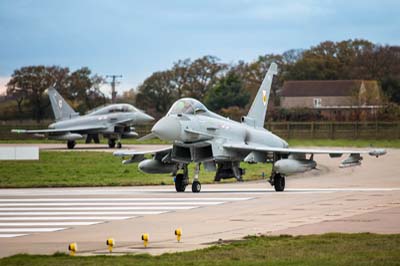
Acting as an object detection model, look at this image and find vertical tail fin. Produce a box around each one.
[48,88,79,121]
[245,62,278,128]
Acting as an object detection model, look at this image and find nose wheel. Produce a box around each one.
[192,180,201,193]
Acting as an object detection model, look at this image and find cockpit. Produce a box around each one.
[87,104,138,115]
[167,98,208,115]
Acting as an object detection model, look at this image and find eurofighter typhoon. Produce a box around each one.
[114,63,386,193]
[12,88,153,149]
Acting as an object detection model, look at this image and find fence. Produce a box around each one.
[1,120,399,140]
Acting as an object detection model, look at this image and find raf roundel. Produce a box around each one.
[262,90,267,106]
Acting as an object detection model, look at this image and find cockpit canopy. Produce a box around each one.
[88,104,138,115]
[167,98,208,115]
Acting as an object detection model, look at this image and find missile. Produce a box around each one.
[274,158,316,175]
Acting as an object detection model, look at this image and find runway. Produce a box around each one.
[0,148,399,257]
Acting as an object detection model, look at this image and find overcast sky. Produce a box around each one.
[0,0,399,96]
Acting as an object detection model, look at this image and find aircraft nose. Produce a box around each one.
[135,112,154,123]
[151,116,181,141]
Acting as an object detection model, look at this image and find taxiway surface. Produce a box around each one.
[0,148,398,257]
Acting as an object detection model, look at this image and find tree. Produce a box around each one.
[184,55,226,99]
[6,65,107,121]
[204,71,250,112]
[7,66,69,122]
[135,70,177,118]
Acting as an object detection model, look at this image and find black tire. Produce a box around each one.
[192,181,201,193]
[108,139,116,148]
[117,142,122,149]
[67,140,76,149]
[175,174,186,192]
[274,173,285,192]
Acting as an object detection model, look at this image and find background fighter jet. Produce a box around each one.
[12,88,154,149]
[114,63,386,193]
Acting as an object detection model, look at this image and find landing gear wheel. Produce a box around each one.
[117,142,122,149]
[175,174,187,192]
[67,140,76,149]
[192,181,201,193]
[274,173,285,192]
[108,139,116,148]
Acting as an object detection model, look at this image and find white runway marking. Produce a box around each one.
[0,201,225,206]
[0,211,168,216]
[0,194,252,238]
[0,206,198,211]
[0,216,133,221]
[0,222,101,226]
[0,228,65,233]
[1,187,399,196]
[0,197,252,202]
[0,234,27,238]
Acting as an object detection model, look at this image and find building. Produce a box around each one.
[280,80,382,120]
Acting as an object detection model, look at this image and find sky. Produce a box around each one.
[0,0,399,96]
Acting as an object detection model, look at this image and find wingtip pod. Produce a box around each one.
[113,151,126,157]
[369,149,387,157]
[11,129,26,134]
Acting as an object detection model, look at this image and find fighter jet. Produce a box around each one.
[114,63,386,193]
[12,87,154,149]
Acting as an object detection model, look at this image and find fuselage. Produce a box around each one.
[49,104,153,134]
[151,98,288,162]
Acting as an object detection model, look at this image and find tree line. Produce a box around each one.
[5,39,400,122]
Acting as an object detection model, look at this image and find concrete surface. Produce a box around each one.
[0,148,398,257]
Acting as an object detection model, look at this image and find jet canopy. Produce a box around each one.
[87,104,138,115]
[168,98,208,115]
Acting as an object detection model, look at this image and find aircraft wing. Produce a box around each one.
[223,143,387,157]
[113,146,173,164]
[12,125,108,134]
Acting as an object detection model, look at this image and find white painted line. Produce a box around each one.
[0,234,27,238]
[0,206,197,211]
[0,211,168,216]
[0,197,252,202]
[0,228,66,233]
[1,187,399,196]
[0,222,100,226]
[0,222,101,226]
[0,201,225,207]
[0,216,134,221]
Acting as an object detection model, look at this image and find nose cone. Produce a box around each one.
[151,116,181,141]
[135,112,154,123]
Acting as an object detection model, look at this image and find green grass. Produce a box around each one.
[0,151,270,188]
[1,138,399,147]
[0,138,397,188]
[0,138,169,145]
[1,233,399,266]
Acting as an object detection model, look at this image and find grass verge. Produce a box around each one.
[0,151,270,188]
[1,233,399,266]
[1,138,400,147]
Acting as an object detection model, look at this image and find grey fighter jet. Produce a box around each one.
[12,87,153,149]
[114,63,386,193]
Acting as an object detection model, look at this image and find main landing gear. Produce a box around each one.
[108,139,122,149]
[174,163,202,193]
[67,140,76,149]
[268,171,286,192]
